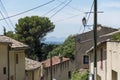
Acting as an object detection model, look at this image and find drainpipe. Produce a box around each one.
[32,71,34,80]
[8,45,10,80]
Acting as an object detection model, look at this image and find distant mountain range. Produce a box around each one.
[42,37,66,44]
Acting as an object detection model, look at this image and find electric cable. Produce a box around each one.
[55,14,80,22]
[49,0,72,18]
[86,1,94,25]
[81,1,94,33]
[0,0,56,21]
[0,10,12,30]
[42,0,68,16]
[0,0,15,30]
[57,0,82,12]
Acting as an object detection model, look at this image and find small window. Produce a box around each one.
[16,54,19,64]
[3,67,6,74]
[100,48,103,69]
[68,71,71,79]
[83,55,89,64]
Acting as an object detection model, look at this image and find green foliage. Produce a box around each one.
[112,33,120,41]
[50,35,75,59]
[6,16,55,61]
[41,43,59,60]
[71,70,88,80]
[15,16,55,46]
[5,31,18,40]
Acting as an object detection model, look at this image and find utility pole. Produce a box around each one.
[82,0,98,79]
[93,0,97,80]
[50,52,53,80]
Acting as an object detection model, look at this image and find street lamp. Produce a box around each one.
[82,17,86,27]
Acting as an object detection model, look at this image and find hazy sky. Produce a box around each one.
[0,0,120,38]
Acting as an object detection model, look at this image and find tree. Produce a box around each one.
[41,43,59,60]
[7,16,55,61]
[50,35,75,59]
[5,31,18,39]
[112,32,120,41]
[71,70,88,80]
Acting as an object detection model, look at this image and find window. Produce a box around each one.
[100,48,103,69]
[16,54,19,64]
[3,67,6,74]
[68,71,71,79]
[83,55,89,64]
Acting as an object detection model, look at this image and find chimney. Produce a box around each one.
[40,63,45,77]
[58,54,63,63]
[97,24,102,31]
[60,56,63,63]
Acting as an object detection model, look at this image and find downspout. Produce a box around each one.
[14,50,16,80]
[105,48,107,80]
[8,45,10,80]
[32,71,34,80]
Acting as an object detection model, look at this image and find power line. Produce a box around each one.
[0,0,15,30]
[53,1,93,23]
[49,0,72,18]
[0,0,56,21]
[86,1,94,25]
[0,10,12,30]
[42,0,68,16]
[57,0,82,12]
[81,1,94,33]
[55,14,80,22]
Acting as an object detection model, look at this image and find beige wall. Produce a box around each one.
[89,41,120,80]
[9,51,15,80]
[0,43,9,80]
[42,60,73,80]
[0,43,26,80]
[26,68,40,80]
[89,43,107,80]
[26,71,32,80]
[107,42,120,80]
[74,26,118,70]
[9,50,25,80]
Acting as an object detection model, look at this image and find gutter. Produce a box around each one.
[8,45,10,80]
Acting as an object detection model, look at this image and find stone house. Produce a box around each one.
[74,25,118,70]
[25,58,41,80]
[0,35,28,80]
[41,56,74,80]
[87,39,120,80]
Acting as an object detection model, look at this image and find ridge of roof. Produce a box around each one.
[42,56,69,68]
[74,25,118,37]
[25,58,41,71]
[0,35,28,49]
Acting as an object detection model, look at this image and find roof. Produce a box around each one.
[86,40,108,54]
[74,25,118,42]
[42,56,69,68]
[86,30,120,54]
[0,35,28,49]
[25,58,41,71]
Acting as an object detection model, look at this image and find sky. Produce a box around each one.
[0,0,120,39]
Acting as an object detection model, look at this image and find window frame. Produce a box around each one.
[83,55,89,64]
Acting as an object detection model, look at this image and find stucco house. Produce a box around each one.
[0,35,28,80]
[87,30,120,80]
[74,25,118,70]
[41,56,74,80]
[25,58,41,80]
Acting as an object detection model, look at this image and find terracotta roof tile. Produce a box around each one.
[42,56,69,68]
[25,58,41,70]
